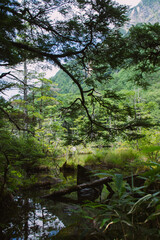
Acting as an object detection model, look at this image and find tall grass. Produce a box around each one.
[84,147,145,172]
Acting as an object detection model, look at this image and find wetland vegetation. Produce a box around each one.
[1,0,160,239]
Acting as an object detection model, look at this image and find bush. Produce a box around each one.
[0,133,45,194]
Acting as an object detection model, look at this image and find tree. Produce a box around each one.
[0,0,26,66]
[0,0,130,138]
[125,23,160,86]
[1,0,159,141]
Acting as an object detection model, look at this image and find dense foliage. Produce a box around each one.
[0,0,160,239]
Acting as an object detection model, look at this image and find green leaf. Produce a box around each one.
[32,112,43,119]
[142,146,160,154]
[113,173,124,196]
[83,216,94,220]
[121,220,133,227]
[145,211,160,223]
[100,218,110,229]
[104,218,120,232]
[128,194,152,214]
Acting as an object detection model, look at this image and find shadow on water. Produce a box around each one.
[0,189,82,240]
[0,156,101,240]
[0,171,83,239]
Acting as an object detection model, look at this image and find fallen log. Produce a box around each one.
[42,177,112,199]
[42,173,144,200]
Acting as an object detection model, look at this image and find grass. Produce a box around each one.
[84,147,147,174]
[38,142,154,175]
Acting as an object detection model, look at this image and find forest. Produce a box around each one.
[0,0,160,239]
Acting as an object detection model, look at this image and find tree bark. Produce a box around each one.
[23,60,28,134]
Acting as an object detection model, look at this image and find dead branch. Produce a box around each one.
[0,72,11,79]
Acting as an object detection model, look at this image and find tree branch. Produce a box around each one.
[11,40,89,59]
[0,106,33,134]
[0,72,11,79]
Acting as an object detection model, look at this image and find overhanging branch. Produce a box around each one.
[0,106,33,134]
[0,72,11,79]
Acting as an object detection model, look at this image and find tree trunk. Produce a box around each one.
[23,60,28,134]
[0,153,10,195]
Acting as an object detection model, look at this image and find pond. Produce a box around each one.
[0,188,84,239]
[0,156,103,240]
[2,159,159,240]
[0,167,87,240]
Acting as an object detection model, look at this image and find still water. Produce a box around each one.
[0,190,82,240]
[0,156,96,240]
[0,170,83,240]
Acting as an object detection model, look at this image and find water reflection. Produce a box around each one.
[1,163,96,239]
[0,193,80,240]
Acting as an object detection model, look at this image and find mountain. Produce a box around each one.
[51,0,160,93]
[126,0,160,29]
[51,69,79,94]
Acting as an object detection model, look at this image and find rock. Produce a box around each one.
[124,0,160,32]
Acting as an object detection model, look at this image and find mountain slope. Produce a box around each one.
[51,70,79,94]
[127,0,160,28]
[51,0,160,93]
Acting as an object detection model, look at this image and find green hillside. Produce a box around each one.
[51,70,79,94]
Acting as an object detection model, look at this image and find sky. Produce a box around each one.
[2,0,142,98]
[45,0,141,78]
[116,0,141,7]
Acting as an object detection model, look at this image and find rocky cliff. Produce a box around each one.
[127,0,160,28]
